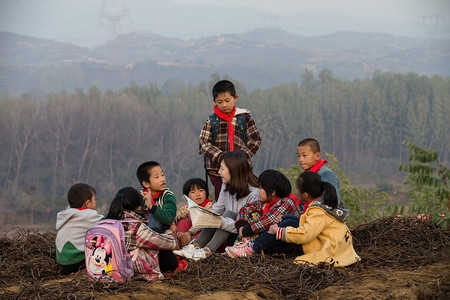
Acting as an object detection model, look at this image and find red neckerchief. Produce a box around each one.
[214,105,236,151]
[151,191,162,205]
[263,197,280,215]
[143,189,163,206]
[308,159,327,173]
[200,198,213,208]
[76,208,87,210]
[144,190,162,217]
[303,197,316,214]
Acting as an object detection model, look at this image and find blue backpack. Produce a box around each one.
[85,219,134,282]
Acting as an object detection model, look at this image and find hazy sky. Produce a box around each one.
[172,0,449,22]
[1,0,449,47]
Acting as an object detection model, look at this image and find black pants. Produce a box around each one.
[152,227,180,272]
[61,259,85,275]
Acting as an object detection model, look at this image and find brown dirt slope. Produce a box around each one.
[0,217,449,299]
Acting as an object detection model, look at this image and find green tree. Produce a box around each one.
[399,141,449,228]
[280,154,389,226]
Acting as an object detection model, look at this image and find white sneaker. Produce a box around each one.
[172,244,195,259]
[180,244,209,261]
[173,249,184,256]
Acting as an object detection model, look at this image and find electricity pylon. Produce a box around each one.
[99,0,130,63]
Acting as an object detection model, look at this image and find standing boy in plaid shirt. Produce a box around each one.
[199,80,262,200]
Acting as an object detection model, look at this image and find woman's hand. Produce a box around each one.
[268,224,279,235]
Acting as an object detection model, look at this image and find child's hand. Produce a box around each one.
[177,232,192,247]
[169,222,178,234]
[165,230,177,240]
[268,224,279,235]
[142,190,153,210]
[238,227,244,238]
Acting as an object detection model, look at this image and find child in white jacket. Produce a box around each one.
[56,183,103,274]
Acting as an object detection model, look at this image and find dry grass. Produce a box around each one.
[1,217,449,299]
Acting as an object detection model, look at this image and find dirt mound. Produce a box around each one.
[1,217,449,299]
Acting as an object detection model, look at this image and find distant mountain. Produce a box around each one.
[0,32,102,66]
[0,29,449,95]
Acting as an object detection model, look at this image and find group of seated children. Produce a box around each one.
[55,138,360,281]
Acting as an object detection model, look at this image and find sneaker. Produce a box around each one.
[225,242,254,258]
[174,244,194,257]
[173,248,184,256]
[181,244,211,261]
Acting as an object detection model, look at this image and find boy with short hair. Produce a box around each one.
[55,183,103,275]
[136,161,177,231]
[297,138,345,207]
[199,80,262,200]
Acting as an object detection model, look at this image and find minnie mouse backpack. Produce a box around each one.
[85,219,134,282]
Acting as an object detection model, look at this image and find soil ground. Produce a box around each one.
[1,217,449,299]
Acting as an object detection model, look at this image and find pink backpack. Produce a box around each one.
[85,219,134,282]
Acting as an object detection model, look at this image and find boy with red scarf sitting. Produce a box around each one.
[137,161,177,232]
[199,80,262,200]
[297,138,347,209]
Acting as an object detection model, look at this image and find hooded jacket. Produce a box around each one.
[280,196,360,267]
[55,206,103,265]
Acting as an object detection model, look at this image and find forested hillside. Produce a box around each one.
[0,71,448,227]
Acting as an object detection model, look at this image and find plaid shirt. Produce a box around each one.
[121,211,177,281]
[236,196,300,235]
[199,108,261,173]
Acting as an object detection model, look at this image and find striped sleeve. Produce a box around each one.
[133,222,177,251]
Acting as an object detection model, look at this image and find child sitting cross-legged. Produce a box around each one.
[105,187,187,280]
[169,178,214,248]
[225,169,300,257]
[225,172,360,268]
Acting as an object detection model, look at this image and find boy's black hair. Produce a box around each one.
[105,187,144,220]
[67,183,96,208]
[136,161,161,187]
[296,172,338,209]
[298,138,321,154]
[212,80,236,99]
[258,169,291,199]
[183,178,209,199]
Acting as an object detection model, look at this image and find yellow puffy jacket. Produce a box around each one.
[283,205,360,267]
